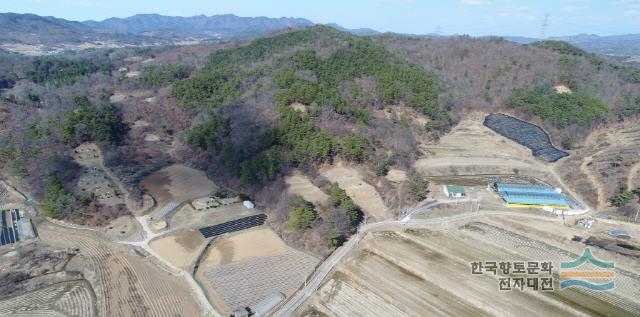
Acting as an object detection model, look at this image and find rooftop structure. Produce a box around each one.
[443,185,465,198]
[494,183,570,209]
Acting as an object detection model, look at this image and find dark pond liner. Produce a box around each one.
[484,113,569,162]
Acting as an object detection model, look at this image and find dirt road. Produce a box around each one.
[273,202,507,317]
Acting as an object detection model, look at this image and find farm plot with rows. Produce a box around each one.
[37,223,200,317]
[484,113,568,162]
[0,280,95,317]
[299,214,640,317]
[196,228,319,314]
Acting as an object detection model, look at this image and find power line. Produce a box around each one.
[540,13,549,39]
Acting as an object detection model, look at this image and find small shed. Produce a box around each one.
[243,200,255,209]
[443,185,465,198]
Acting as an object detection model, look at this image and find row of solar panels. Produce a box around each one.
[1,209,20,246]
[199,214,267,238]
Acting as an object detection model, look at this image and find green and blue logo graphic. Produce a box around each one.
[560,248,615,291]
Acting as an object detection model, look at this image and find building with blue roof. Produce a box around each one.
[494,183,570,209]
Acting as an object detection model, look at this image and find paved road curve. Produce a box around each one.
[273,202,505,317]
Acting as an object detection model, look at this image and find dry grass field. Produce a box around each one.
[285,171,329,205]
[140,164,218,214]
[196,228,319,314]
[38,223,200,317]
[556,119,640,213]
[321,163,388,220]
[299,214,640,317]
[149,229,206,270]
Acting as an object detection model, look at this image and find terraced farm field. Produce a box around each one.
[321,164,388,220]
[285,171,329,206]
[196,228,319,314]
[38,223,200,317]
[0,280,95,317]
[299,214,640,317]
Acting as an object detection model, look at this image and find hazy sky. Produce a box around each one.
[2,0,639,37]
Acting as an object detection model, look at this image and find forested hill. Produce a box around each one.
[0,24,639,250]
[170,25,450,183]
[377,35,640,139]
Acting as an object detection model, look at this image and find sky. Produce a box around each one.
[2,0,639,37]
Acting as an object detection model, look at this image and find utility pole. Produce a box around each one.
[634,207,639,223]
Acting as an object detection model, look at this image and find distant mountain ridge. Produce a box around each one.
[83,13,314,39]
[0,12,119,44]
[502,34,640,56]
[1,12,640,57]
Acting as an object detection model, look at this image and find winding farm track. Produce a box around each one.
[579,154,607,211]
[117,216,223,317]
[38,222,201,317]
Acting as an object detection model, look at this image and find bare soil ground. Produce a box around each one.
[321,163,388,220]
[38,223,200,317]
[149,229,206,270]
[285,171,329,205]
[291,102,308,113]
[101,215,143,242]
[200,228,289,266]
[140,164,218,214]
[196,228,319,314]
[299,214,640,317]
[385,169,407,183]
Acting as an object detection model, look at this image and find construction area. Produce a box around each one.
[297,214,640,317]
